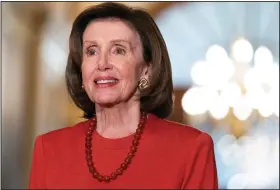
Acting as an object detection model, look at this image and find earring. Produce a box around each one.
[138,78,149,90]
[82,85,84,89]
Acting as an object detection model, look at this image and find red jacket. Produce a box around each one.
[29,113,218,189]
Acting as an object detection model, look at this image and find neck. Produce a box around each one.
[95,101,141,139]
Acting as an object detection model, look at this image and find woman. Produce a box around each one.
[29,2,218,189]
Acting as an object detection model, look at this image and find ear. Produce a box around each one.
[140,63,151,79]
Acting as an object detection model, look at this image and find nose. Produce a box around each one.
[97,52,112,71]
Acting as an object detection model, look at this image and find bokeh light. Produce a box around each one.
[181,86,208,115]
[257,92,275,118]
[206,44,228,63]
[208,93,230,120]
[232,38,254,63]
[232,95,253,120]
[190,61,210,86]
[220,82,242,107]
[186,38,278,121]
[254,46,274,70]
[243,68,261,92]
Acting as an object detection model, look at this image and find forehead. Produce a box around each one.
[83,18,141,44]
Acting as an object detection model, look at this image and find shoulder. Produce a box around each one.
[148,113,213,147]
[37,120,90,145]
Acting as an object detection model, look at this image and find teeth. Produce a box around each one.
[96,79,118,84]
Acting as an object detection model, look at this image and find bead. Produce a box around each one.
[85,142,92,148]
[125,157,131,164]
[85,149,92,154]
[131,146,137,153]
[86,136,92,141]
[86,155,92,162]
[128,152,134,158]
[134,133,140,140]
[97,175,104,182]
[88,129,94,134]
[116,168,123,175]
[86,140,92,145]
[111,172,117,179]
[87,160,93,167]
[93,172,98,178]
[138,124,144,129]
[89,166,94,173]
[132,140,139,146]
[88,126,94,131]
[104,176,111,182]
[136,128,142,134]
[121,163,128,169]
[86,130,92,136]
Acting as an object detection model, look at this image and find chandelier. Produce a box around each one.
[182,37,279,124]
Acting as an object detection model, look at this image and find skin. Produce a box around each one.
[81,18,149,139]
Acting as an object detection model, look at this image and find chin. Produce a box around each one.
[94,97,120,108]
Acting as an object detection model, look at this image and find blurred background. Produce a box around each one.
[2,2,279,189]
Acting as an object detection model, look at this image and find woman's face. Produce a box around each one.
[81,19,148,107]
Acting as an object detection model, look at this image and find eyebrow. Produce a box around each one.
[83,39,133,48]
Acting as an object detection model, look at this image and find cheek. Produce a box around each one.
[81,61,95,84]
[120,64,142,86]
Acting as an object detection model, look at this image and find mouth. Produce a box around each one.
[94,79,119,84]
[94,77,119,88]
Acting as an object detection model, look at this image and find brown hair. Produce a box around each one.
[65,2,173,119]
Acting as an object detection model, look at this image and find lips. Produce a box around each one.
[94,76,119,87]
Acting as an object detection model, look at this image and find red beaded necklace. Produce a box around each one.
[85,112,147,182]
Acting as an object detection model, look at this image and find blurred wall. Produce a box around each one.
[2,3,47,188]
[168,88,189,123]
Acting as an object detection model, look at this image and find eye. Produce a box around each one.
[114,47,126,55]
[85,47,97,56]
